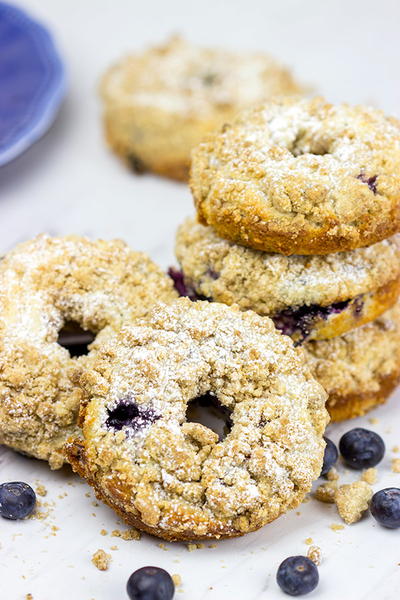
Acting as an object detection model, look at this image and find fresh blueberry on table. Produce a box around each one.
[320,436,338,476]
[0,482,36,520]
[127,566,175,600]
[370,488,400,529]
[277,556,319,596]
[339,428,385,469]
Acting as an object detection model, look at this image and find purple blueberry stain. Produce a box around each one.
[168,267,211,301]
[353,295,364,317]
[206,268,220,280]
[273,299,350,345]
[357,173,378,194]
[105,399,160,433]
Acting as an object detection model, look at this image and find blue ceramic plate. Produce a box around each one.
[0,2,65,166]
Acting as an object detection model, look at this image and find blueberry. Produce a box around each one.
[273,300,349,345]
[127,566,175,600]
[339,428,385,469]
[0,482,36,520]
[357,173,378,194]
[370,488,400,529]
[168,268,211,302]
[320,436,338,476]
[106,399,160,432]
[276,556,319,596]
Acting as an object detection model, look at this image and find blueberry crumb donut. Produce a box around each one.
[100,35,303,181]
[191,96,400,254]
[66,299,328,541]
[174,218,400,344]
[304,301,400,421]
[0,235,177,468]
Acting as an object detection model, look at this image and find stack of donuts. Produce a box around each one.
[174,96,400,422]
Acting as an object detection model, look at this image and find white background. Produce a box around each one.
[1,1,400,598]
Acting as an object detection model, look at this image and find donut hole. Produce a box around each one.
[289,129,331,157]
[57,321,96,357]
[186,393,232,440]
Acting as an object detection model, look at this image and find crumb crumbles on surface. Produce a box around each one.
[307,545,322,566]
[91,549,111,571]
[334,481,373,524]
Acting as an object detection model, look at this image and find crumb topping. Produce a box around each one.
[361,468,378,484]
[91,549,111,571]
[334,481,373,524]
[391,458,400,473]
[191,96,400,255]
[101,35,302,118]
[314,481,337,503]
[307,545,322,566]
[304,300,400,404]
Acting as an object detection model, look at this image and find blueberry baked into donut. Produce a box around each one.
[174,218,400,344]
[0,235,177,468]
[190,97,400,255]
[66,299,328,541]
[100,35,303,181]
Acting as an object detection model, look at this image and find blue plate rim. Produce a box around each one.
[0,1,66,166]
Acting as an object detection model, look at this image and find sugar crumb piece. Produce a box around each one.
[307,545,322,566]
[392,458,400,473]
[85,492,91,498]
[392,445,399,453]
[91,549,111,571]
[314,481,337,503]
[110,545,118,551]
[301,495,310,503]
[100,529,108,536]
[35,484,47,497]
[368,417,379,424]
[122,528,141,540]
[360,468,377,484]
[157,543,167,551]
[172,574,182,587]
[208,543,217,548]
[335,481,373,524]
[330,523,345,532]
[304,537,313,545]
[326,467,339,481]
[111,528,141,540]
[26,595,33,600]
[187,543,204,551]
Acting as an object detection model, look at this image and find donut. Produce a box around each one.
[0,235,177,468]
[173,218,400,344]
[65,299,328,541]
[304,300,400,421]
[190,96,400,255]
[100,35,303,182]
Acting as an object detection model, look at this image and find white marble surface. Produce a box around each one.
[1,1,400,598]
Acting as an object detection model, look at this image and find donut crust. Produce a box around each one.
[175,218,400,341]
[100,36,303,182]
[304,301,400,421]
[191,97,400,254]
[66,299,328,540]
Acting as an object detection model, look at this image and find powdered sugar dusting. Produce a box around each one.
[102,35,303,117]
[0,234,177,467]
